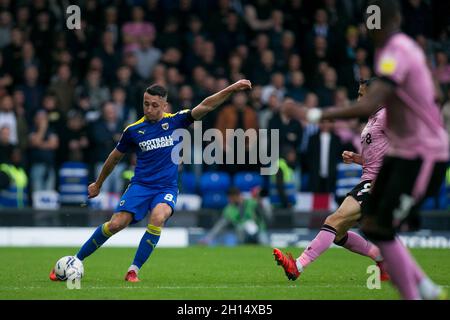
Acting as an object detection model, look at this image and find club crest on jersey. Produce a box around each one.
[162,123,169,130]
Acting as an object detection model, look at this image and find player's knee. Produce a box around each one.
[107,220,124,234]
[324,213,341,229]
[108,214,130,233]
[150,204,172,226]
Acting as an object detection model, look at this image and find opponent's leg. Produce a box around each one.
[361,156,422,299]
[76,212,133,260]
[298,196,363,269]
[273,196,361,280]
[126,203,172,282]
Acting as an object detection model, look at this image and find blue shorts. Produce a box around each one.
[115,183,178,224]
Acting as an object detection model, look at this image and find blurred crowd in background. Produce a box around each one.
[0,0,449,207]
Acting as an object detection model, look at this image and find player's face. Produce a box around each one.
[143,93,167,122]
[357,84,367,102]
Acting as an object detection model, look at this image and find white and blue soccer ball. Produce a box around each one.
[54,256,84,281]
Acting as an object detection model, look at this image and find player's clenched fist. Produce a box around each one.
[342,151,355,163]
[342,151,362,165]
[231,79,252,91]
[88,182,101,199]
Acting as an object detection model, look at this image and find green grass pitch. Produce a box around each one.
[0,246,449,300]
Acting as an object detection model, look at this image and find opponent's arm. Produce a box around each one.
[318,80,394,122]
[286,80,395,123]
[342,151,363,165]
[88,148,125,198]
[191,79,252,120]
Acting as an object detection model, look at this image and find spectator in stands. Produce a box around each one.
[176,85,196,111]
[121,5,156,53]
[259,93,280,130]
[0,147,28,208]
[59,110,88,163]
[157,15,183,51]
[305,9,335,51]
[134,34,162,81]
[3,28,25,81]
[48,64,75,114]
[15,6,30,37]
[269,10,285,53]
[111,86,133,123]
[305,120,343,193]
[315,67,338,108]
[94,30,121,86]
[261,72,286,103]
[442,87,450,145]
[304,36,333,87]
[0,11,12,49]
[0,126,14,163]
[76,69,110,111]
[275,30,298,70]
[402,0,433,38]
[88,102,125,193]
[215,10,246,61]
[12,89,28,152]
[269,146,298,209]
[261,72,286,105]
[300,93,320,153]
[28,110,59,191]
[333,87,360,152]
[103,6,119,46]
[200,187,272,245]
[286,70,308,103]
[161,47,183,70]
[40,93,64,134]
[244,1,274,32]
[114,65,140,113]
[166,67,184,107]
[0,95,18,145]
[433,51,450,87]
[199,41,223,77]
[29,11,52,81]
[216,91,259,175]
[0,52,13,95]
[16,65,44,115]
[252,49,277,86]
[268,97,303,152]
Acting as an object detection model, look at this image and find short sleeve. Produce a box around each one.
[375,45,409,85]
[171,109,195,128]
[116,128,133,153]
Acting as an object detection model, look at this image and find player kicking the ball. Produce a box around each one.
[50,79,252,282]
[277,0,448,300]
[274,78,390,282]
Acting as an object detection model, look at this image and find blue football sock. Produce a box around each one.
[76,222,114,261]
[131,224,161,269]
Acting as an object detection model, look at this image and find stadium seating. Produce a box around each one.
[335,163,363,199]
[199,172,231,209]
[199,172,231,193]
[201,192,229,209]
[180,171,197,194]
[233,172,263,192]
[58,162,89,206]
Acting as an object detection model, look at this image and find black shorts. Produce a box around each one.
[361,156,447,241]
[347,180,372,205]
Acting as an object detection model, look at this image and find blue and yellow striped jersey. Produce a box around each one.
[116,110,194,187]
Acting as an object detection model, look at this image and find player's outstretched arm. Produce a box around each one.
[299,80,395,123]
[88,148,125,199]
[191,79,252,120]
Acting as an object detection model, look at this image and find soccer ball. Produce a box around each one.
[54,256,84,281]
